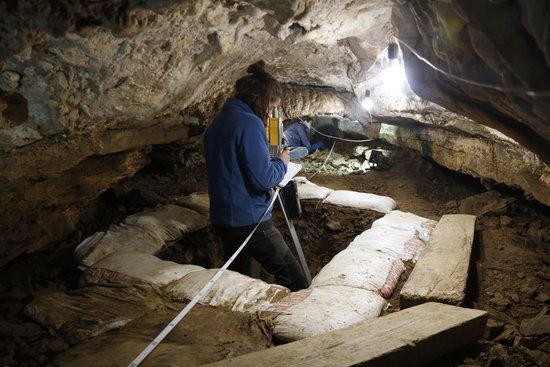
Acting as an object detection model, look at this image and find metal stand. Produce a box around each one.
[277,195,312,285]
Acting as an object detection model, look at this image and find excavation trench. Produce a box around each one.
[0,140,548,367]
[158,202,385,285]
[23,194,399,366]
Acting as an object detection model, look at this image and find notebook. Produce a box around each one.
[278,162,302,187]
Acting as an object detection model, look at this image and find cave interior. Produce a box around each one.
[0,1,549,366]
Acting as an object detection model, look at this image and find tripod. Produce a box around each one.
[277,194,312,285]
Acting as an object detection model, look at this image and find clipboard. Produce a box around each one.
[278,162,302,187]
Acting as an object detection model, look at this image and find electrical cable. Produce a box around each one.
[353,36,550,98]
[307,140,336,180]
[128,187,281,367]
[362,45,387,76]
[355,43,399,86]
[395,37,550,98]
[309,125,373,143]
[297,117,373,143]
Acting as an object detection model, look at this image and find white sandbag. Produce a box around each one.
[74,231,106,264]
[75,206,208,267]
[263,285,386,341]
[174,192,210,215]
[311,248,405,298]
[372,210,437,241]
[75,224,165,267]
[164,269,290,313]
[81,252,204,287]
[294,177,333,200]
[323,190,396,213]
[124,205,208,241]
[347,226,426,262]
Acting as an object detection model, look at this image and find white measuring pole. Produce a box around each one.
[128,188,281,367]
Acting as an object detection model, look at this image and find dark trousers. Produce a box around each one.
[215,219,308,291]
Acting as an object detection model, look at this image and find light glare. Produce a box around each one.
[380,59,406,97]
[361,97,374,110]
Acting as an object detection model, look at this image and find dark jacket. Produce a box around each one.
[204,98,287,227]
[284,122,311,151]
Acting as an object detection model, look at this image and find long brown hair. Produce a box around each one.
[235,61,283,121]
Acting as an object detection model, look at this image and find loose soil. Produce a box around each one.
[51,303,270,367]
[1,140,548,366]
[273,201,384,277]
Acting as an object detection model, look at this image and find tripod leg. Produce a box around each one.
[278,195,312,285]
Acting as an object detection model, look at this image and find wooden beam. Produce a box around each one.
[203,302,487,367]
[400,214,476,308]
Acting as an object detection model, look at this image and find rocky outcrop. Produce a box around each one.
[281,85,348,119]
[0,118,194,266]
[380,121,550,206]
[0,0,390,150]
[392,0,550,163]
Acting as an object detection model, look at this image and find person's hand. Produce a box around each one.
[277,148,290,165]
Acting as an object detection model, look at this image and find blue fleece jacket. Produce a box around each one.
[204,98,287,227]
[284,122,325,153]
[284,122,311,151]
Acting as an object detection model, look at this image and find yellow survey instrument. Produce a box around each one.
[266,107,284,157]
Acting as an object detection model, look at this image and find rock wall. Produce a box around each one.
[0,117,196,266]
[0,0,391,150]
[281,85,348,119]
[380,121,550,206]
[392,0,550,163]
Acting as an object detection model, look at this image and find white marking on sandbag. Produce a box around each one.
[74,231,105,264]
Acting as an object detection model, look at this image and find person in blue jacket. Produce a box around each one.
[204,61,307,291]
[284,119,324,160]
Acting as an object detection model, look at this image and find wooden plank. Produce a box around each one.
[202,302,487,367]
[400,214,476,308]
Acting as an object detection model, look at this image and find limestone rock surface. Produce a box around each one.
[0,0,548,265]
[392,0,550,163]
[0,0,391,264]
[380,122,550,206]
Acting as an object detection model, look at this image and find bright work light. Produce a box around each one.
[361,89,374,110]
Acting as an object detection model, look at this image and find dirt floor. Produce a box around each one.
[273,201,384,277]
[50,301,271,367]
[0,139,549,366]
